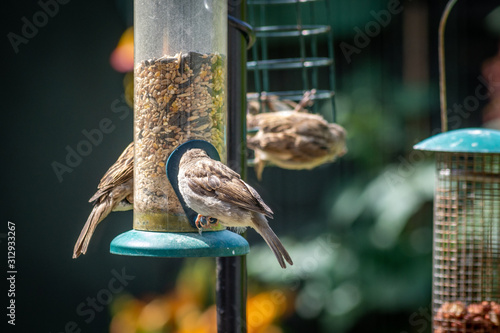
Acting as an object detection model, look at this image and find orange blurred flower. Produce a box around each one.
[110,26,134,73]
[109,259,294,333]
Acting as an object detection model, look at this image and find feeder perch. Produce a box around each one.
[414,128,500,332]
[110,0,249,258]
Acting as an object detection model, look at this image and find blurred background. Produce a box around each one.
[2,0,500,332]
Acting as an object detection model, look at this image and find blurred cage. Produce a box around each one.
[246,0,336,121]
[415,130,500,333]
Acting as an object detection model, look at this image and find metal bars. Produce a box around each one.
[433,152,500,333]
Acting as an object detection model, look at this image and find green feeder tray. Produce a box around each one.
[413,128,500,153]
[110,229,249,257]
[110,140,250,258]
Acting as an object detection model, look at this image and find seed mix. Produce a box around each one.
[134,51,226,215]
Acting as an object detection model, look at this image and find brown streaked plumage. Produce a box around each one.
[73,142,134,259]
[247,91,347,180]
[178,149,293,268]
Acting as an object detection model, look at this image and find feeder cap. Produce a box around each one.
[413,128,500,153]
[110,229,250,258]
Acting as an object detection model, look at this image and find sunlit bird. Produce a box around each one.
[73,142,134,258]
[178,148,293,268]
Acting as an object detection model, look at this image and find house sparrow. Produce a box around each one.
[73,142,134,258]
[247,110,347,180]
[178,148,293,268]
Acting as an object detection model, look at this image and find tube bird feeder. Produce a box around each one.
[110,0,249,258]
[133,0,227,231]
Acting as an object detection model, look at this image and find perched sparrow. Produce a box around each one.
[247,91,347,180]
[178,148,293,268]
[73,142,134,258]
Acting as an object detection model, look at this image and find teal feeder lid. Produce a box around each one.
[413,128,500,153]
[110,140,250,258]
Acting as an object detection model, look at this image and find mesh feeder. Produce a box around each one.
[110,0,248,258]
[414,1,500,331]
[414,129,500,332]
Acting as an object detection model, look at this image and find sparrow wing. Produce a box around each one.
[258,113,294,133]
[185,158,273,218]
[253,111,323,134]
[89,142,134,203]
[293,119,336,158]
[248,112,336,162]
[247,132,295,157]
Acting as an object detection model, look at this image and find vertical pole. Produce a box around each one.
[324,0,337,122]
[216,255,247,333]
[438,0,458,133]
[216,1,248,333]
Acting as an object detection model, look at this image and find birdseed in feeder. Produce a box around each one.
[134,51,226,225]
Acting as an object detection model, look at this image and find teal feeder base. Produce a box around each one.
[110,229,250,258]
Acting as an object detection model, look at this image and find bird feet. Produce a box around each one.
[195,214,219,231]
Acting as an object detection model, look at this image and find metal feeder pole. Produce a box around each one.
[216,1,250,332]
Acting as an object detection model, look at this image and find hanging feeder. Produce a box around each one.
[414,129,500,332]
[110,0,249,258]
[246,0,336,120]
[414,1,500,332]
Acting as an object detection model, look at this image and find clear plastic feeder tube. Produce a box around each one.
[134,0,227,231]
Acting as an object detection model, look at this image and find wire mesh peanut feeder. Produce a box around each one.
[413,1,500,332]
[415,129,500,333]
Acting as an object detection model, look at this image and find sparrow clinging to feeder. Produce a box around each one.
[73,142,134,259]
[178,148,293,268]
[247,91,347,180]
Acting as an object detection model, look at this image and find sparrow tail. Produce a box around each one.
[72,201,112,259]
[252,213,293,268]
[255,160,265,181]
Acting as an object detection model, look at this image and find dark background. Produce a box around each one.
[2,0,499,332]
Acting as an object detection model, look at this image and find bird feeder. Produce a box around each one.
[110,0,249,258]
[413,1,500,331]
[246,0,336,121]
[414,129,500,332]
